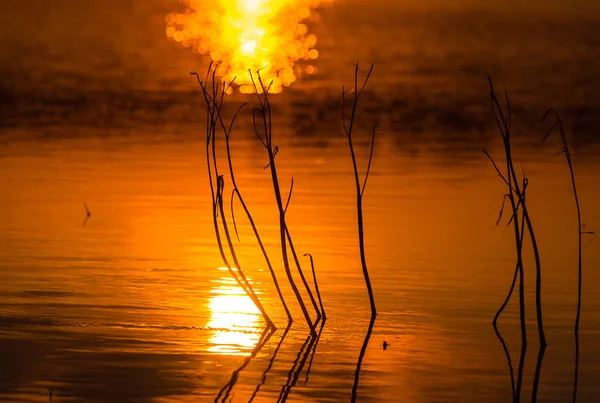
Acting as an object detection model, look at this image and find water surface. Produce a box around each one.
[1,1,600,402]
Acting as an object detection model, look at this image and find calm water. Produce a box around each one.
[1,1,600,402]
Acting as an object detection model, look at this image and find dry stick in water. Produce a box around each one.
[487,79,535,343]
[217,172,277,329]
[489,81,547,348]
[491,193,525,326]
[209,85,293,324]
[518,177,545,403]
[304,253,326,320]
[285,225,322,319]
[250,71,316,333]
[491,190,527,402]
[200,73,249,299]
[542,109,589,403]
[485,80,530,402]
[486,152,529,403]
[211,82,273,329]
[281,177,322,319]
[342,63,378,317]
[196,69,273,328]
[517,179,532,403]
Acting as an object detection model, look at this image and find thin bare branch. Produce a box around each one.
[231,188,240,242]
[303,253,326,319]
[252,108,267,148]
[483,149,510,187]
[284,177,294,215]
[496,194,510,226]
[357,63,375,96]
[361,120,378,197]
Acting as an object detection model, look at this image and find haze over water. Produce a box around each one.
[1,0,600,402]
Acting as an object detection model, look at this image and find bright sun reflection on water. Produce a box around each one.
[207,268,263,355]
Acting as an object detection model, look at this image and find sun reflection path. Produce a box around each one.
[166,0,333,93]
[207,267,265,355]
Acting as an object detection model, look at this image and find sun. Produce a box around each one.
[166,0,333,93]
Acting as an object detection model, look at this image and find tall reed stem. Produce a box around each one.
[342,63,378,317]
[286,226,322,319]
[212,90,293,324]
[492,194,527,402]
[196,68,273,328]
[485,79,550,349]
[250,71,316,333]
[304,253,326,319]
[542,109,587,403]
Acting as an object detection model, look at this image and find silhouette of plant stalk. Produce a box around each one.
[484,85,524,400]
[194,66,273,328]
[486,79,547,348]
[484,84,528,399]
[286,224,322,320]
[542,109,594,403]
[485,79,551,402]
[342,62,378,317]
[249,70,319,332]
[485,78,546,348]
[198,68,294,325]
[484,89,526,342]
[492,198,526,402]
[486,159,528,402]
[304,253,326,320]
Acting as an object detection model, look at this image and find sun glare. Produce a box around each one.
[166,0,332,93]
[241,39,257,56]
[207,268,263,355]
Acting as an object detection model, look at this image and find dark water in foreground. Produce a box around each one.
[1,1,600,402]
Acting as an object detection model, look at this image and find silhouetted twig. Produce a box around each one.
[285,226,322,320]
[206,79,293,324]
[486,79,528,352]
[250,70,315,332]
[342,62,377,317]
[198,67,273,328]
[304,253,326,319]
[542,109,586,402]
